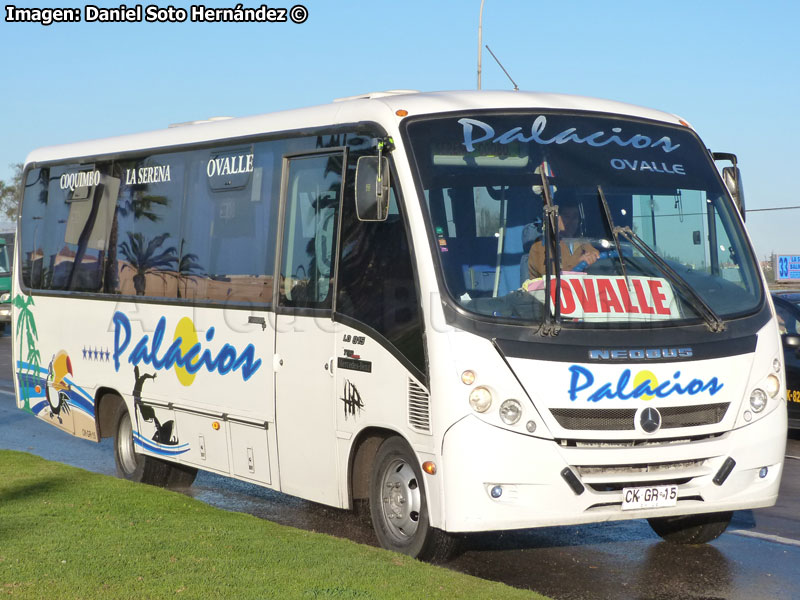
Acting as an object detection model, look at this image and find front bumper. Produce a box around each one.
[439,404,786,532]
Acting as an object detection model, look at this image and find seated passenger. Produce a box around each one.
[528,202,600,278]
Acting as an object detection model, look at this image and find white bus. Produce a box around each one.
[13,91,786,560]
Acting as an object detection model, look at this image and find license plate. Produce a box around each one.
[621,484,678,510]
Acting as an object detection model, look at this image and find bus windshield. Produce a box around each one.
[405,112,762,327]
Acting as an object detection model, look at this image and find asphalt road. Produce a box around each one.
[1,332,799,600]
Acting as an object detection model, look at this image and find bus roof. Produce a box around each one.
[24,90,687,166]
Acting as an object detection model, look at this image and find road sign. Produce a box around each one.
[775,255,800,282]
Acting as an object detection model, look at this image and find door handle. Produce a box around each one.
[248,316,267,331]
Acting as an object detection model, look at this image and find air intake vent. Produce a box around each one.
[408,380,431,433]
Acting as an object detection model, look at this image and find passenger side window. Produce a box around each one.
[43,163,116,292]
[180,143,280,305]
[337,148,425,375]
[278,152,344,309]
[111,154,184,298]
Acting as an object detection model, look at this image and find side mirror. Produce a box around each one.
[783,333,800,348]
[355,156,390,221]
[722,166,745,218]
[712,152,746,220]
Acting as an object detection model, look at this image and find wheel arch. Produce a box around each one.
[94,388,126,439]
[347,426,400,506]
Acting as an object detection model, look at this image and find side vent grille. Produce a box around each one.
[408,380,431,433]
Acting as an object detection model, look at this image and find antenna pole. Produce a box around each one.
[477,0,485,89]
[485,45,519,91]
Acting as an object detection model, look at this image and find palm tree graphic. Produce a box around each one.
[13,293,40,412]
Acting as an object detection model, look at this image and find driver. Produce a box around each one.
[528,201,600,278]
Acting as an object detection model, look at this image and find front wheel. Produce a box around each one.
[648,511,733,544]
[113,406,168,485]
[369,437,459,561]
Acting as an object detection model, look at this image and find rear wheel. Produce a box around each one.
[648,511,733,544]
[369,437,459,561]
[165,462,198,489]
[113,406,168,485]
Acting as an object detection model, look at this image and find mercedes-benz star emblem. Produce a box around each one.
[639,407,662,433]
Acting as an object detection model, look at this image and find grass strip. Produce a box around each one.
[0,450,545,599]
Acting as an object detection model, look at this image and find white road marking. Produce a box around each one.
[787,455,800,461]
[0,389,15,397]
[730,529,800,548]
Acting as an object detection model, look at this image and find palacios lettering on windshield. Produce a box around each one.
[459,116,681,154]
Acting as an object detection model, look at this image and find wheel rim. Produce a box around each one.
[116,412,139,475]
[378,457,422,543]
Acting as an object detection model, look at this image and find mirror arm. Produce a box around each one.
[375,136,395,201]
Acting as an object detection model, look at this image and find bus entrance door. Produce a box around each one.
[273,151,345,507]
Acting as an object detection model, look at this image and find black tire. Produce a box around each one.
[113,406,168,485]
[648,511,733,544]
[369,437,459,562]
[164,462,198,489]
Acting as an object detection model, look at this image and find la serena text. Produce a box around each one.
[122,153,255,186]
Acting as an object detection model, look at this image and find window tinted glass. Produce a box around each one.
[20,168,49,288]
[278,153,344,309]
[40,163,116,292]
[180,141,281,305]
[111,153,184,298]
[337,148,424,373]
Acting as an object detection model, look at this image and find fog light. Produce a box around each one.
[759,467,769,479]
[499,399,522,425]
[750,388,767,412]
[766,374,780,398]
[469,386,493,413]
[526,420,537,433]
[490,485,503,499]
[773,358,782,373]
[461,370,476,385]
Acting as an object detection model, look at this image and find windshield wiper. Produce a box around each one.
[594,187,726,333]
[538,163,561,336]
[596,185,631,290]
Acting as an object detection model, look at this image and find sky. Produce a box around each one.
[2,0,798,259]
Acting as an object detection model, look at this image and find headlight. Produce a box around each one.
[0,293,9,303]
[499,399,522,425]
[469,386,493,413]
[461,370,476,385]
[750,388,767,413]
[766,374,780,398]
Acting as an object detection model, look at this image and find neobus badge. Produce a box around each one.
[589,348,693,360]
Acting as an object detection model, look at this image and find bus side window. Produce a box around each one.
[38,163,115,293]
[337,152,425,375]
[19,168,48,289]
[110,154,184,298]
[180,144,278,305]
[278,152,344,309]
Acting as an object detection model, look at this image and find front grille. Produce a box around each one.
[551,408,636,430]
[660,403,729,428]
[550,403,730,431]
